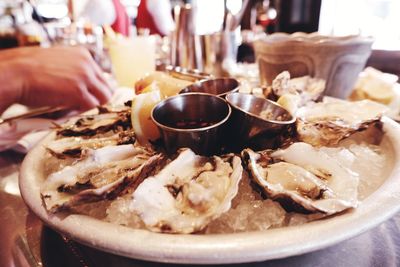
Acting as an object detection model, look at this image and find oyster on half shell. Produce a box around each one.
[296,98,388,146]
[131,148,243,234]
[57,108,131,137]
[242,142,359,214]
[41,144,163,212]
[272,71,325,102]
[46,131,136,159]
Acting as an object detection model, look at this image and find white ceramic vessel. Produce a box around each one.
[254,32,374,99]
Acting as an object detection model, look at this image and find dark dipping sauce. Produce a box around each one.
[0,34,19,49]
[152,93,231,155]
[171,119,216,129]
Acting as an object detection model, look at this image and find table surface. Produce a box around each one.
[1,151,400,267]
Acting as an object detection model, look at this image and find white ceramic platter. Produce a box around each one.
[19,117,400,264]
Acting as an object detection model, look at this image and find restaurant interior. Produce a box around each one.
[1,0,400,266]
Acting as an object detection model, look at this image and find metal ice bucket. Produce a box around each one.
[170,4,201,71]
[170,4,240,77]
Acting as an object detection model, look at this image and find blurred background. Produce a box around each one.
[0,0,399,76]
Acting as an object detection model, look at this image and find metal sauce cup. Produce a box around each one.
[225,93,296,151]
[179,78,239,98]
[152,93,231,156]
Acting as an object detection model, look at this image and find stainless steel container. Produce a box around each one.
[170,4,241,77]
[179,78,240,97]
[225,93,295,151]
[198,30,241,77]
[152,93,231,156]
[170,4,202,71]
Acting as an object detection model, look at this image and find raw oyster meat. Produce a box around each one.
[272,71,325,102]
[131,149,243,234]
[242,142,359,214]
[296,98,387,146]
[41,144,163,212]
[46,131,135,159]
[57,108,131,137]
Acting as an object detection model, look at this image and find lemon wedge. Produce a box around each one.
[277,94,301,116]
[131,90,162,146]
[352,67,398,105]
[140,81,160,94]
[135,71,191,97]
[354,78,395,105]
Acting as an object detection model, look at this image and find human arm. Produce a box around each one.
[0,46,112,114]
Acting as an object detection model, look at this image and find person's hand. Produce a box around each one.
[0,46,113,113]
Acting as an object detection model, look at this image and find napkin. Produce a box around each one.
[0,87,135,153]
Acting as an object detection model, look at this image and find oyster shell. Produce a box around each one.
[41,144,163,212]
[131,149,243,234]
[242,142,359,214]
[46,131,135,159]
[272,71,325,102]
[57,108,131,137]
[296,98,387,146]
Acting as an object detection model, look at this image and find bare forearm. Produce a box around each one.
[0,59,23,114]
[0,46,112,114]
